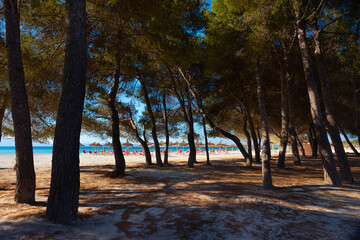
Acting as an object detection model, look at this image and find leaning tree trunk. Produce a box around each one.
[5,0,36,204]
[339,126,360,156]
[287,71,302,165]
[296,134,306,158]
[255,60,273,189]
[241,99,260,163]
[278,66,289,168]
[0,90,9,142]
[185,90,197,166]
[182,74,251,167]
[169,69,196,167]
[313,26,353,184]
[46,0,87,224]
[108,54,126,177]
[293,0,341,185]
[162,94,170,165]
[203,117,210,165]
[243,114,253,162]
[140,80,163,167]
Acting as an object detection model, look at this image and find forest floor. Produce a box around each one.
[0,154,360,239]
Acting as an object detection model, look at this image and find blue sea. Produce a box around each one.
[0,146,240,155]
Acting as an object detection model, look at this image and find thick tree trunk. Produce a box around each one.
[140,80,163,167]
[46,0,87,224]
[203,117,210,165]
[339,126,360,156]
[162,94,170,165]
[5,0,36,204]
[0,91,9,142]
[293,1,341,185]
[314,26,353,184]
[108,55,126,177]
[278,66,289,168]
[243,114,252,162]
[255,60,273,189]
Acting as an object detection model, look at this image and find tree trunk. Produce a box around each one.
[287,72,302,164]
[307,127,318,158]
[243,114,252,162]
[140,79,163,167]
[139,123,152,165]
[296,134,306,158]
[339,126,360,156]
[180,68,251,166]
[255,60,273,189]
[108,54,126,177]
[169,69,196,167]
[313,26,353,184]
[293,0,341,185]
[46,0,87,224]
[241,99,260,163]
[278,65,289,168]
[162,94,170,165]
[203,117,210,165]
[5,0,36,204]
[0,90,9,142]
[352,72,360,149]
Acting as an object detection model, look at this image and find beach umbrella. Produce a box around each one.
[216,141,225,150]
[104,142,113,152]
[89,142,102,152]
[169,141,178,151]
[179,140,187,151]
[80,143,84,146]
[123,139,133,151]
[229,144,237,151]
[158,141,165,151]
[195,141,203,148]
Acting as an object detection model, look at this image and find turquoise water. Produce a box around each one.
[0,146,240,155]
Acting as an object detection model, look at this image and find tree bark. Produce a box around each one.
[296,134,306,158]
[0,90,9,142]
[5,0,36,204]
[46,0,87,224]
[181,70,251,167]
[240,99,260,163]
[140,79,163,167]
[278,65,289,168]
[352,72,360,149]
[293,0,341,185]
[287,72,302,164]
[255,60,273,189]
[162,94,170,165]
[339,126,360,157]
[203,116,210,165]
[128,119,152,165]
[313,25,353,184]
[108,54,126,177]
[169,69,196,167]
[243,114,252,162]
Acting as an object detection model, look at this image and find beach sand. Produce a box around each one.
[1,152,360,239]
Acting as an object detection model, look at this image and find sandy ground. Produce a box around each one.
[0,152,360,240]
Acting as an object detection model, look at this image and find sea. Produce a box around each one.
[0,146,241,155]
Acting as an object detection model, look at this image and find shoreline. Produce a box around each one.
[0,151,245,169]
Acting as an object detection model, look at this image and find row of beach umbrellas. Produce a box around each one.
[86,139,238,150]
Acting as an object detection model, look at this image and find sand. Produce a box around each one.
[1,152,360,239]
